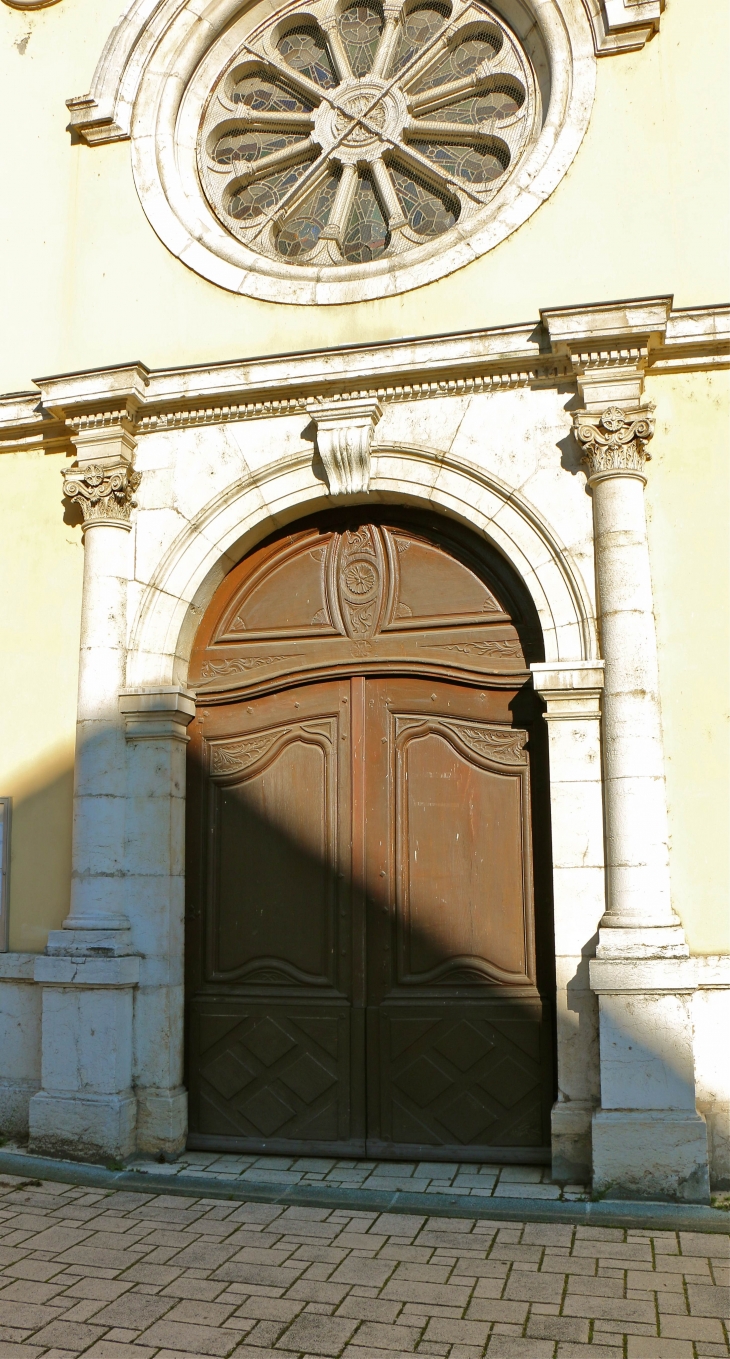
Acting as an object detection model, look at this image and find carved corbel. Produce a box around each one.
[574,405,654,485]
[62,461,142,527]
[312,395,383,496]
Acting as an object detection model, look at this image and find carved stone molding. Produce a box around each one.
[574,406,654,483]
[62,461,141,528]
[583,0,663,55]
[313,396,383,496]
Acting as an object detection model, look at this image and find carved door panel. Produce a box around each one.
[363,678,553,1157]
[186,678,367,1154]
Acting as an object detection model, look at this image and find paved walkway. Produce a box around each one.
[0,1172,728,1359]
[125,1154,587,1203]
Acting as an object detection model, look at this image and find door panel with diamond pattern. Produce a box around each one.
[186,512,554,1157]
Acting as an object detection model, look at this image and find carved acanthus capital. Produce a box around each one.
[574,405,654,483]
[62,461,141,527]
[312,396,383,496]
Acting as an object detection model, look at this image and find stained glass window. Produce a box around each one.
[228,159,316,221]
[390,163,458,235]
[416,81,524,126]
[413,30,502,91]
[276,170,341,256]
[231,73,313,112]
[342,173,389,261]
[278,26,338,88]
[339,2,384,77]
[213,130,307,166]
[388,3,450,77]
[200,0,533,268]
[410,137,508,182]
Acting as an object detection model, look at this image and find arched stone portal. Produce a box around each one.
[183,506,557,1159]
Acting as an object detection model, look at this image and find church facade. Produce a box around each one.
[0,0,727,1203]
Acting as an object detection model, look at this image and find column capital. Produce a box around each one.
[530,661,604,719]
[574,405,654,486]
[62,460,141,530]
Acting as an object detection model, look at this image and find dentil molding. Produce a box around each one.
[0,300,728,458]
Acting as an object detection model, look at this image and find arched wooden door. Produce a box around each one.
[186,509,555,1159]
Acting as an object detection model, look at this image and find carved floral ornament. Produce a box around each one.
[574,405,655,481]
[62,462,142,526]
[65,0,599,303]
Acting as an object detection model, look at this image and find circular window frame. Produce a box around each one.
[130,0,596,304]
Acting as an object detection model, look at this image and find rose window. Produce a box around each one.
[198,0,536,268]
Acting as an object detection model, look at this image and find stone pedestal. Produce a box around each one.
[29,955,139,1162]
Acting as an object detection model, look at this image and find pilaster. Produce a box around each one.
[541,298,710,1202]
[531,662,605,1185]
[119,687,195,1158]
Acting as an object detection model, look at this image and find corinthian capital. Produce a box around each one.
[574,405,654,482]
[62,461,141,527]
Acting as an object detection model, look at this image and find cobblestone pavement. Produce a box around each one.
[0,1173,727,1359]
[124,1155,587,1203]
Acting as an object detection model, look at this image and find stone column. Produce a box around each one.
[119,688,195,1158]
[29,429,142,1162]
[575,405,710,1203]
[530,662,605,1185]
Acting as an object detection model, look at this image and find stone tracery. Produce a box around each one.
[198,0,534,267]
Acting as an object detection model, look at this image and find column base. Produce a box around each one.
[551,1101,593,1184]
[135,1087,187,1158]
[592,1109,710,1204]
[28,1091,137,1165]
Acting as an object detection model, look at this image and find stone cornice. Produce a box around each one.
[0,302,727,456]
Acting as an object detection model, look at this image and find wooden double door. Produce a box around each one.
[186,511,555,1158]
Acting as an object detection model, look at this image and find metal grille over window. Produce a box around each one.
[198,0,534,268]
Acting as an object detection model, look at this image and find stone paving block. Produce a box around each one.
[170,1244,245,1270]
[243,1319,286,1345]
[626,1268,685,1292]
[83,1344,159,1359]
[484,1337,553,1357]
[681,1235,730,1258]
[562,1292,655,1323]
[1,1260,68,1281]
[285,1282,352,1305]
[0,1299,64,1328]
[235,1298,305,1322]
[463,1299,528,1324]
[138,1318,246,1354]
[340,1347,420,1359]
[120,1264,183,1285]
[163,1279,230,1301]
[0,1346,47,1359]
[380,1281,471,1307]
[424,1317,492,1345]
[556,1347,622,1358]
[275,1313,358,1354]
[503,1271,562,1302]
[13,1228,92,1253]
[330,1260,395,1287]
[627,1339,693,1357]
[57,1248,150,1272]
[661,1314,728,1342]
[90,1292,177,1327]
[0,1279,64,1302]
[688,1283,730,1317]
[351,1321,421,1349]
[29,1319,108,1348]
[565,1274,624,1298]
[526,1314,589,1342]
[216,1264,306,1288]
[334,1299,401,1324]
[388,1265,451,1285]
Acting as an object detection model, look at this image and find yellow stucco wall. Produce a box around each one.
[0,0,728,955]
[0,0,728,387]
[645,369,730,956]
[0,453,81,952]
